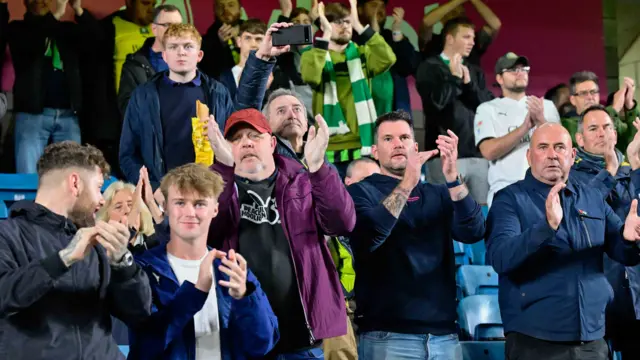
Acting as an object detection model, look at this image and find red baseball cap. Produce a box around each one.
[223,108,273,139]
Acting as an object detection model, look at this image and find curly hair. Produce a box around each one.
[37,141,110,179]
[162,23,202,47]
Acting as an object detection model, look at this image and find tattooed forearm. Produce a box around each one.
[58,229,85,268]
[449,185,469,202]
[382,185,411,218]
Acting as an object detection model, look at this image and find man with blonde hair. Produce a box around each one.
[120,21,291,200]
[129,163,279,359]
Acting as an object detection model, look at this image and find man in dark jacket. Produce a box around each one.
[0,141,151,359]
[117,4,183,118]
[207,108,356,358]
[486,123,640,360]
[119,22,287,193]
[570,106,640,358]
[347,110,485,359]
[129,163,278,359]
[7,0,91,174]
[200,0,244,80]
[417,17,493,205]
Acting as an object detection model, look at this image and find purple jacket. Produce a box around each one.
[209,155,355,341]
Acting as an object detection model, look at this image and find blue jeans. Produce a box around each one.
[358,332,462,360]
[275,347,324,360]
[15,108,81,173]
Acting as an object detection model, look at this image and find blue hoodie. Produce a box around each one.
[128,244,279,360]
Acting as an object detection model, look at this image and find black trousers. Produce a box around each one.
[505,332,608,360]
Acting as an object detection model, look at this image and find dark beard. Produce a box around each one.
[506,85,527,94]
[68,192,96,228]
[333,36,350,45]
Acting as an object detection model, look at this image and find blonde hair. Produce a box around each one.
[97,181,156,237]
[160,163,225,201]
[162,23,203,47]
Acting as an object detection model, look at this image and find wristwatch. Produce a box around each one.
[446,175,463,188]
[113,251,134,268]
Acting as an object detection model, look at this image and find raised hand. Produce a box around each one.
[623,200,640,242]
[626,118,640,170]
[195,250,220,292]
[604,141,620,176]
[392,7,405,33]
[95,221,132,265]
[126,174,144,229]
[205,114,234,167]
[256,22,293,60]
[545,182,566,230]
[612,87,627,113]
[527,96,546,126]
[461,65,471,84]
[436,130,460,182]
[279,0,293,17]
[304,114,330,173]
[218,24,235,43]
[54,0,69,19]
[624,77,636,110]
[58,227,99,268]
[318,2,332,39]
[69,0,83,15]
[217,249,248,300]
[309,0,320,23]
[401,148,439,191]
[450,54,463,78]
[349,0,365,33]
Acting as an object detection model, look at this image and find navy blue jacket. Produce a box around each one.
[347,174,485,335]
[486,170,640,342]
[128,244,279,360]
[571,149,640,323]
[119,51,274,189]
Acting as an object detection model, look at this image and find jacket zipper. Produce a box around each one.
[273,186,316,345]
[579,217,593,248]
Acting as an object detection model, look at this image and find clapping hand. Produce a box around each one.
[545,182,566,230]
[623,200,640,242]
[217,249,248,300]
[436,130,460,183]
[626,118,640,170]
[304,114,330,173]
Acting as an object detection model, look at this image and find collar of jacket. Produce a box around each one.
[574,146,630,176]
[9,200,77,235]
[523,168,577,195]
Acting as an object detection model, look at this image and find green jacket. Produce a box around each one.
[562,103,640,150]
[328,236,355,299]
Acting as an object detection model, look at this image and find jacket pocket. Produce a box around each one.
[579,275,612,334]
[577,212,605,249]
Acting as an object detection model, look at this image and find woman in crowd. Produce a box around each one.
[97,167,165,255]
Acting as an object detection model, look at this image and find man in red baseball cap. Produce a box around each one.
[206,109,356,358]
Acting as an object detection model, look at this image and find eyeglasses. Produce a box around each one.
[574,89,599,97]
[153,22,172,28]
[331,18,352,26]
[501,66,530,74]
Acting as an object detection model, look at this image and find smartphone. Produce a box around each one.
[271,25,313,47]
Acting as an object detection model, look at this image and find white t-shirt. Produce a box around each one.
[232,65,243,87]
[474,96,561,207]
[167,253,222,360]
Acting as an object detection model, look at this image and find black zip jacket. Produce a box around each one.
[200,20,244,80]
[7,10,92,114]
[417,56,494,158]
[0,201,152,359]
[118,37,156,119]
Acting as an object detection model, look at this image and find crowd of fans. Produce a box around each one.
[0,0,640,359]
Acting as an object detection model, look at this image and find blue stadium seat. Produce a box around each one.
[453,241,471,267]
[458,295,503,340]
[481,205,489,218]
[0,174,39,219]
[119,345,129,357]
[468,241,487,265]
[461,341,505,360]
[457,265,499,297]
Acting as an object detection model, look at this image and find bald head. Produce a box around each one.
[527,123,576,185]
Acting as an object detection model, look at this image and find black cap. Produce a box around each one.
[495,52,529,74]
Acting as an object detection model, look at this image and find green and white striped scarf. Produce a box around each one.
[322,41,376,156]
